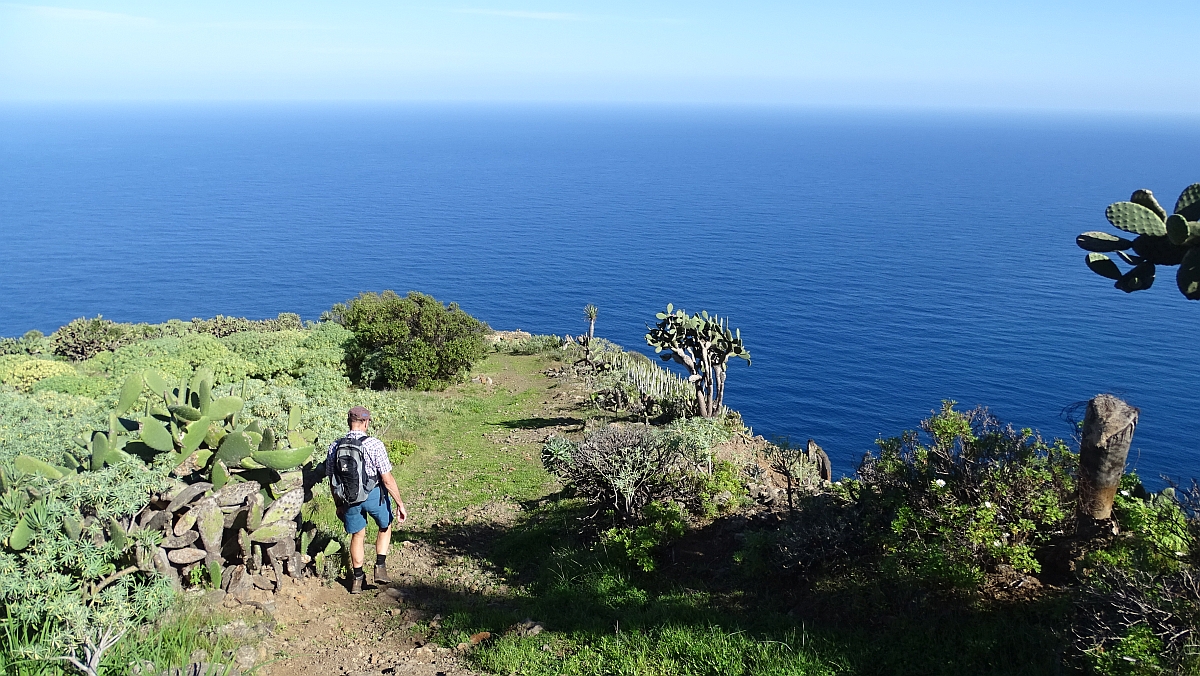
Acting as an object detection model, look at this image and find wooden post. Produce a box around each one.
[1077,394,1138,522]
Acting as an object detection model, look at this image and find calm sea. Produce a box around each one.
[2,105,1198,484]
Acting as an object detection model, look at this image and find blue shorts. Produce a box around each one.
[340,486,392,534]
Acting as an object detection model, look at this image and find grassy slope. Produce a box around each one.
[304,352,1073,676]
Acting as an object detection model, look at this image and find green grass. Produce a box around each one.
[0,603,255,676]
[411,498,1070,676]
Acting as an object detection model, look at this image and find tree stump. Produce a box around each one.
[1078,394,1138,523]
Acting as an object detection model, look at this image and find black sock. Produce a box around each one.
[376,553,386,567]
[353,566,364,579]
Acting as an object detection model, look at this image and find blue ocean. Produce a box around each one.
[2,105,1198,483]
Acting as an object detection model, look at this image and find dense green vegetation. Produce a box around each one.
[327,290,489,390]
[0,298,1196,675]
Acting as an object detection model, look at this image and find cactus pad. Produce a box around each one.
[1077,231,1134,252]
[215,432,253,465]
[1131,235,1187,266]
[251,445,314,471]
[140,417,175,453]
[1177,249,1200,300]
[181,417,210,455]
[1175,183,1200,221]
[261,488,304,525]
[166,482,212,512]
[249,520,297,544]
[207,397,244,421]
[143,370,171,399]
[167,548,207,565]
[8,517,33,551]
[194,498,224,557]
[1085,253,1122,280]
[168,405,203,422]
[1115,261,1155,293]
[1106,202,1169,236]
[213,480,260,507]
[117,373,143,416]
[14,455,66,480]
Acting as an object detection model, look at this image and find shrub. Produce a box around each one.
[329,291,488,390]
[51,316,141,361]
[0,331,51,357]
[386,439,418,465]
[0,389,104,464]
[0,359,76,392]
[853,401,1077,587]
[0,460,175,655]
[1073,566,1200,674]
[554,424,681,523]
[30,374,112,400]
[540,435,576,474]
[503,334,563,356]
[599,501,686,572]
[220,330,309,378]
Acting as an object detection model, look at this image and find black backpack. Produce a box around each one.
[330,436,378,505]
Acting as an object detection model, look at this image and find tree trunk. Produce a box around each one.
[1078,394,1138,522]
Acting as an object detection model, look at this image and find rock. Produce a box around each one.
[384,587,402,599]
[167,548,207,565]
[161,531,199,549]
[227,566,255,601]
[251,575,273,590]
[141,509,172,532]
[203,589,226,607]
[714,491,732,506]
[167,483,213,513]
[233,644,257,670]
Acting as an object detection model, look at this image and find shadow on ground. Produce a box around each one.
[387,500,1074,676]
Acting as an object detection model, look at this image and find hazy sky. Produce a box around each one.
[1,1,1195,111]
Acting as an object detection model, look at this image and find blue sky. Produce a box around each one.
[1,1,1196,111]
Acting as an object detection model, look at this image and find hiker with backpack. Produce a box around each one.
[327,406,408,594]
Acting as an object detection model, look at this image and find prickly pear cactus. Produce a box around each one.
[1077,184,1200,299]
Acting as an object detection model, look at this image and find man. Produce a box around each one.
[326,406,408,594]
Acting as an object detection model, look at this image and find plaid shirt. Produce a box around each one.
[325,430,391,483]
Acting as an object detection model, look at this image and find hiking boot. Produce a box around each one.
[374,564,391,585]
[350,575,364,594]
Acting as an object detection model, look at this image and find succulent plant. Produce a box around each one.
[1077,184,1200,299]
[646,304,750,417]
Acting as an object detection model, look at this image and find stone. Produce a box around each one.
[233,644,258,670]
[203,589,226,607]
[251,575,273,590]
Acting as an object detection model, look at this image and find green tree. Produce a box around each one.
[328,291,488,390]
[645,304,749,418]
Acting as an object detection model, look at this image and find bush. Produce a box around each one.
[501,334,563,356]
[553,424,681,523]
[599,501,686,572]
[29,374,112,400]
[853,401,1077,587]
[0,359,76,392]
[386,439,418,465]
[51,316,142,361]
[0,331,51,357]
[220,330,309,378]
[329,291,488,391]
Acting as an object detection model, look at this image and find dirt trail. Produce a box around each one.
[251,539,491,676]
[249,355,588,676]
